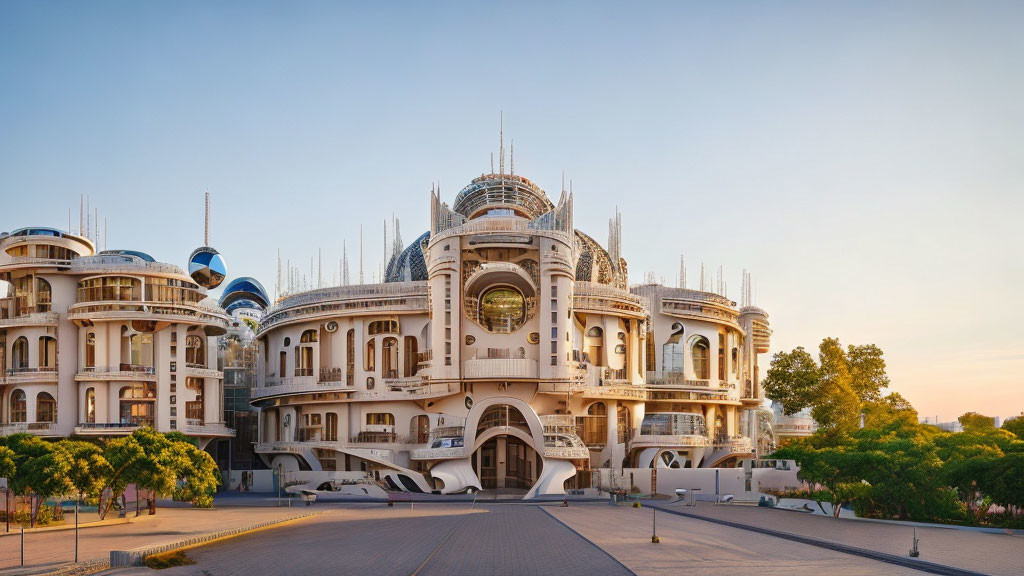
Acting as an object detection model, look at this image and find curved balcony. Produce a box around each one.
[462,358,537,379]
[67,300,229,328]
[630,434,711,449]
[659,298,740,329]
[543,432,590,460]
[573,282,648,319]
[258,282,428,334]
[4,368,59,385]
[410,446,467,460]
[430,215,572,245]
[644,372,732,391]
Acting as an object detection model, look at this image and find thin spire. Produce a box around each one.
[490,152,494,175]
[510,139,514,176]
[498,111,505,176]
[318,248,322,288]
[359,225,364,284]
[104,217,107,251]
[79,195,83,236]
[342,240,350,286]
[204,189,210,246]
[679,255,686,289]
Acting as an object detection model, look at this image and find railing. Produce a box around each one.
[462,358,537,379]
[410,446,466,460]
[69,254,186,276]
[644,372,730,390]
[383,376,424,390]
[573,282,649,318]
[350,431,402,444]
[429,425,465,440]
[0,311,60,327]
[185,366,223,379]
[714,435,754,452]
[183,421,235,436]
[319,367,343,382]
[659,299,740,326]
[76,365,157,381]
[543,445,591,459]
[67,300,229,325]
[431,214,573,243]
[74,422,142,433]
[0,422,58,436]
[4,368,59,383]
[630,434,711,448]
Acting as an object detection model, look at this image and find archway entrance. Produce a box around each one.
[472,435,541,490]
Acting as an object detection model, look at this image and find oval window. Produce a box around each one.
[479,287,525,331]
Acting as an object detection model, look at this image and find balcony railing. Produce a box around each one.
[0,422,59,436]
[630,434,711,448]
[74,422,142,435]
[319,367,343,382]
[0,311,60,328]
[183,420,235,437]
[4,368,59,383]
[76,365,157,381]
[462,358,537,379]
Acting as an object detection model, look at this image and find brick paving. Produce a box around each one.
[122,504,631,576]
[655,503,1023,576]
[548,503,929,575]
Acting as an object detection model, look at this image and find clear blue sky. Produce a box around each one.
[2,1,1022,422]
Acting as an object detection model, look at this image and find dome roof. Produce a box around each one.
[99,249,155,262]
[452,174,554,220]
[574,230,626,289]
[385,231,430,283]
[220,276,270,310]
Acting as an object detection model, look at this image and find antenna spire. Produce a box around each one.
[359,225,364,284]
[204,189,210,246]
[510,138,514,176]
[498,111,505,176]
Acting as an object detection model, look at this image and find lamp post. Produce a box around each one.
[651,508,659,543]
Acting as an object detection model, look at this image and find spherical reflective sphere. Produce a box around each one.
[188,246,227,289]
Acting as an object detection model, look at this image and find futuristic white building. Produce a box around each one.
[252,163,773,496]
[0,227,234,448]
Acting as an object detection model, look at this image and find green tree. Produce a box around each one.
[846,343,890,402]
[1000,415,1024,439]
[762,346,820,415]
[958,412,996,433]
[812,338,861,433]
[863,392,918,429]
[54,440,111,502]
[164,442,220,508]
[0,445,15,480]
[2,434,57,526]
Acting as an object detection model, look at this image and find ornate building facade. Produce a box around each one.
[252,168,773,497]
[0,227,233,447]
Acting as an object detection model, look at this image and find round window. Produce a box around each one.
[478,287,525,331]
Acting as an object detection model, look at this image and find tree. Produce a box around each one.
[54,440,111,501]
[164,442,220,508]
[762,346,820,415]
[1000,415,1024,439]
[812,338,861,433]
[2,434,57,526]
[863,392,918,429]
[958,412,996,433]
[846,344,890,402]
[0,446,14,480]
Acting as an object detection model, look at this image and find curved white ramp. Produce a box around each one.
[429,458,482,494]
[525,459,575,499]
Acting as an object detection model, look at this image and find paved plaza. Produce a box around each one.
[3,498,1021,576]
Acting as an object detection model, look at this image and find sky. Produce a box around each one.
[1,1,1022,423]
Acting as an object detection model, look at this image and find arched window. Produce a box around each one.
[577,402,608,446]
[296,331,315,377]
[584,326,603,366]
[85,387,96,423]
[346,329,355,385]
[36,392,56,422]
[617,405,632,444]
[365,338,375,372]
[691,336,710,380]
[10,390,26,422]
[381,337,398,378]
[300,329,318,343]
[718,334,726,380]
[85,332,96,368]
[11,337,29,370]
[663,323,684,373]
[35,278,52,313]
[367,320,398,335]
[38,336,57,370]
[185,335,205,368]
[477,404,530,435]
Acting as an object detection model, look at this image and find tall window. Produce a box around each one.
[365,413,394,426]
[381,337,398,378]
[11,337,28,370]
[85,332,96,367]
[119,383,156,427]
[185,335,206,367]
[584,326,603,366]
[35,278,52,313]
[36,392,56,422]
[279,350,287,378]
[691,336,710,380]
[365,338,375,372]
[403,336,418,377]
[10,389,26,422]
[38,337,57,370]
[718,334,726,380]
[85,387,96,423]
[346,329,355,385]
[325,412,338,442]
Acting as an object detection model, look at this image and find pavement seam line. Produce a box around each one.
[537,505,638,576]
[649,504,989,576]
[408,509,476,576]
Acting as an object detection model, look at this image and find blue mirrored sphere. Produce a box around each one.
[189,247,227,289]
